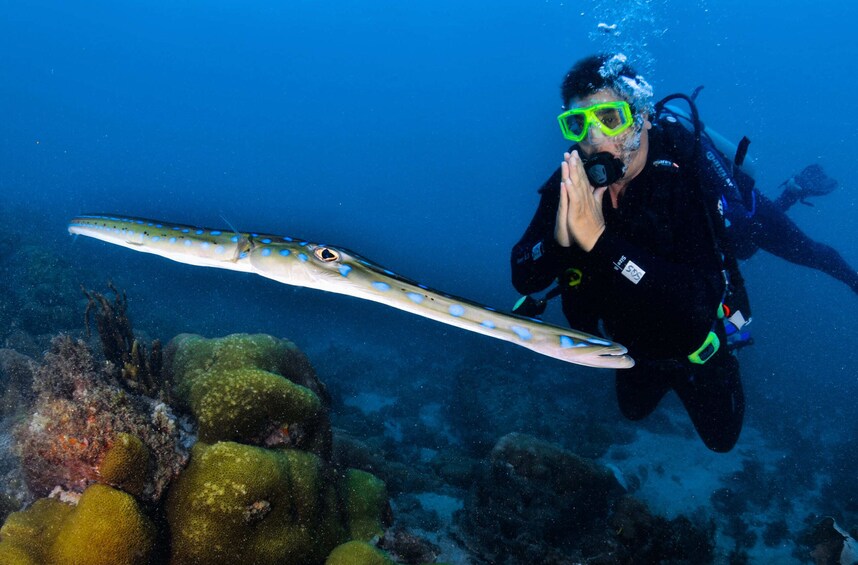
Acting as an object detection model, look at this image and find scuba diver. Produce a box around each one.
[659,98,856,301]
[722,162,856,294]
[514,68,857,352]
[511,54,751,452]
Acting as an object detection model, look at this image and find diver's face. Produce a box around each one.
[570,89,648,160]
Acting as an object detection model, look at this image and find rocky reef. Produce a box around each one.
[457,432,715,564]
[14,335,188,503]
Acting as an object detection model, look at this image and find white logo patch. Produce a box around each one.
[621,260,646,284]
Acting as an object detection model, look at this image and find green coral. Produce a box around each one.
[165,441,349,564]
[344,469,390,541]
[325,541,397,565]
[167,333,327,448]
[99,433,149,497]
[0,484,155,565]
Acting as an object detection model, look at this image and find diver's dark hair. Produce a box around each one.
[560,54,653,114]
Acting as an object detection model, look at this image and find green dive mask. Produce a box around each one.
[557,101,634,142]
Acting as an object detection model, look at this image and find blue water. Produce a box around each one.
[1,1,857,562]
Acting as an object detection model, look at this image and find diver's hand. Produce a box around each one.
[554,150,606,252]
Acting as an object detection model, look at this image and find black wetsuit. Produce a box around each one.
[725,187,858,294]
[511,120,745,453]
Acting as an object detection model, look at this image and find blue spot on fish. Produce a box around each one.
[449,304,465,317]
[279,249,291,257]
[195,229,204,235]
[183,240,192,247]
[261,248,272,257]
[511,325,532,340]
[152,236,160,242]
[587,337,613,346]
[231,235,239,243]
[169,237,177,244]
[261,238,272,244]
[560,336,589,348]
[215,245,226,254]
[339,265,352,277]
[200,242,210,250]
[372,282,391,292]
[481,320,496,329]
[298,253,308,262]
[211,230,222,236]
[406,292,424,304]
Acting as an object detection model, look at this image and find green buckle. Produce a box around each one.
[688,331,720,365]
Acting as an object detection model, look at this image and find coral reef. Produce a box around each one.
[160,333,395,564]
[0,483,155,565]
[165,441,347,564]
[166,333,332,453]
[2,330,398,564]
[458,432,714,564]
[610,496,715,562]
[14,335,189,502]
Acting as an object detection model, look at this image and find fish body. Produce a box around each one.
[68,214,634,369]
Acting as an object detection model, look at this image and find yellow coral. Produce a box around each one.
[344,469,390,541]
[50,484,155,564]
[325,540,397,565]
[167,333,325,446]
[0,498,73,563]
[165,441,348,565]
[98,433,149,497]
[0,485,155,565]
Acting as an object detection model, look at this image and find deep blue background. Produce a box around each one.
[1,1,856,433]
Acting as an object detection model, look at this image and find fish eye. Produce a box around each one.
[314,247,340,262]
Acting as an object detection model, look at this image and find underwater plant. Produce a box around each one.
[83,282,168,402]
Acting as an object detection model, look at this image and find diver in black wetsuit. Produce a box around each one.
[511,54,748,452]
[721,163,858,295]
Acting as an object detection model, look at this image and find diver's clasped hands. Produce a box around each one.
[555,150,606,252]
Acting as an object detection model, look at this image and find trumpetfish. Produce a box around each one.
[68,214,634,369]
